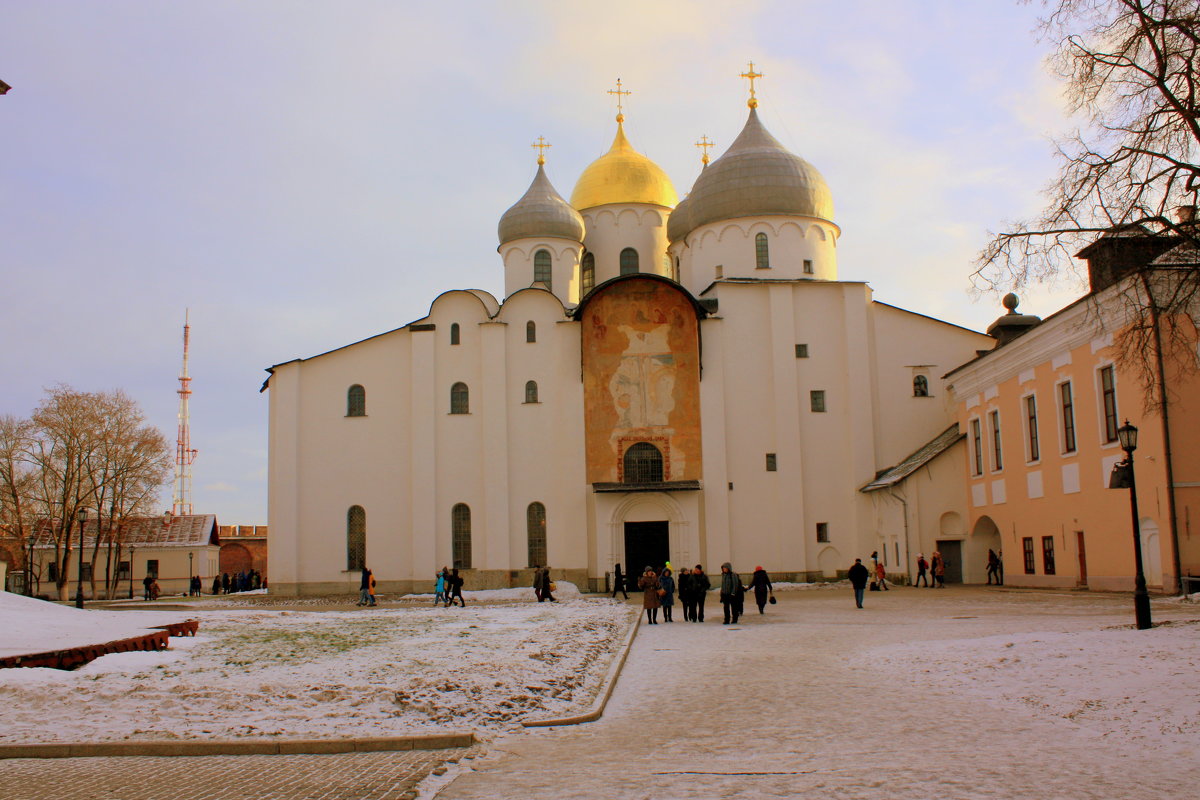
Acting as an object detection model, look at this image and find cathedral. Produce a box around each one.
[265,76,993,596]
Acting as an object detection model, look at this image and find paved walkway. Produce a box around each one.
[440,587,1200,799]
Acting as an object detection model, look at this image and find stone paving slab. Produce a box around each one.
[0,746,482,800]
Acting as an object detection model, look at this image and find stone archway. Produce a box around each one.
[817,545,842,578]
[966,515,1001,585]
[220,543,253,576]
[608,493,689,585]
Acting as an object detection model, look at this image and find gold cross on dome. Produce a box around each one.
[607,78,631,122]
[695,135,714,165]
[531,136,551,166]
[740,61,763,108]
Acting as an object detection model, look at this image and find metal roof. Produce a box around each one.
[860,425,962,492]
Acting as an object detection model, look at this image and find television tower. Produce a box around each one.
[172,311,198,515]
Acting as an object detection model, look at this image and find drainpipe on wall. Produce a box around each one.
[888,488,911,584]
[1145,273,1183,592]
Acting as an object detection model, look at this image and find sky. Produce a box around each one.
[1,0,1089,524]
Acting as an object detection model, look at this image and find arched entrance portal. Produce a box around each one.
[966,515,1001,584]
[609,493,687,593]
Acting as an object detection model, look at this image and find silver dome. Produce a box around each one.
[678,108,833,238]
[498,165,585,245]
[667,193,691,243]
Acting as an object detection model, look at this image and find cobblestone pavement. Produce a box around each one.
[0,747,480,800]
[440,587,1200,799]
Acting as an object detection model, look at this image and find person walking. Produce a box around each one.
[691,565,710,622]
[932,550,946,588]
[874,560,890,591]
[531,565,543,602]
[540,566,556,602]
[658,567,676,622]
[986,549,1000,585]
[996,550,1004,585]
[434,568,447,606]
[719,563,745,625]
[222,572,231,594]
[142,573,153,601]
[638,566,661,624]
[915,553,929,587]
[448,568,466,606]
[848,558,870,608]
[677,567,694,621]
[367,569,377,606]
[748,566,773,614]
[211,575,221,595]
[611,563,628,599]
[358,566,371,606]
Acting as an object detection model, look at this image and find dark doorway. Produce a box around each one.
[936,539,963,584]
[1076,531,1088,587]
[624,521,669,592]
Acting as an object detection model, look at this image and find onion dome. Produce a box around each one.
[667,194,691,242]
[570,121,678,211]
[498,164,585,245]
[676,107,833,237]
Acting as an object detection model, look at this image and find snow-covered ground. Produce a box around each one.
[0,591,196,658]
[0,594,636,744]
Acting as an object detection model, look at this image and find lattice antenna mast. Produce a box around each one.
[172,310,198,515]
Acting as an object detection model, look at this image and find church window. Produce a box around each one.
[534,249,552,290]
[810,390,826,412]
[347,384,366,417]
[527,502,547,568]
[450,323,460,346]
[803,259,814,275]
[755,233,770,269]
[913,375,929,397]
[795,344,809,358]
[526,321,536,343]
[816,522,829,543]
[450,382,469,414]
[525,380,539,403]
[347,505,366,571]
[581,252,595,294]
[620,248,639,275]
[623,442,663,483]
[452,503,471,570]
[765,453,777,471]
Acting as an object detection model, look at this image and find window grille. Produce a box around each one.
[755,232,770,269]
[450,323,460,346]
[534,249,552,290]
[347,384,366,417]
[620,247,639,275]
[452,504,471,569]
[581,252,595,294]
[527,502,547,568]
[450,382,469,414]
[525,380,538,403]
[623,442,664,483]
[347,506,366,571]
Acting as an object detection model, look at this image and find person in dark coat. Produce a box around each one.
[358,566,371,606]
[143,573,153,601]
[448,568,466,606]
[692,565,711,622]
[611,563,628,599]
[540,567,556,602]
[211,575,221,595]
[748,566,773,614]
[658,567,676,622]
[986,549,1001,584]
[719,562,745,624]
[531,565,542,602]
[222,573,230,594]
[638,566,661,624]
[677,568,694,621]
[848,558,870,608]
[915,553,929,587]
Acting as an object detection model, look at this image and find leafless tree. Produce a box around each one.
[975,0,1200,403]
[0,415,38,592]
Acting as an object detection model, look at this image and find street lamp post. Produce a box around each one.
[75,508,88,609]
[1112,420,1152,630]
[129,545,135,600]
[26,534,35,597]
[188,551,194,597]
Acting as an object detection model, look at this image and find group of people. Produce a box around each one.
[530,566,556,602]
[358,566,377,606]
[914,552,947,588]
[211,569,263,595]
[433,567,466,607]
[619,562,774,626]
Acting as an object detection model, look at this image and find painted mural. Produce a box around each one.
[581,277,703,484]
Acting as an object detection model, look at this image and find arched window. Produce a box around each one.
[525,380,538,403]
[581,252,595,294]
[913,375,930,397]
[347,505,366,570]
[755,232,770,269]
[620,247,639,275]
[526,321,536,343]
[527,502,547,568]
[623,442,664,483]
[346,384,366,417]
[450,382,469,414]
[450,323,460,346]
[452,503,471,569]
[533,249,552,290]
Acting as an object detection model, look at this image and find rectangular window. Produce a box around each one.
[970,418,983,476]
[117,560,130,580]
[795,344,809,358]
[816,522,829,543]
[1042,536,1056,575]
[1022,537,1035,574]
[1060,382,1077,453]
[79,563,93,582]
[765,453,777,471]
[1025,395,1040,462]
[147,559,159,578]
[1099,365,1118,443]
[803,259,814,274]
[810,390,826,412]
[48,562,58,582]
[989,410,1003,471]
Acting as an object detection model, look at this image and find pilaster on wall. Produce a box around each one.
[769,284,805,571]
[699,317,731,568]
[409,330,437,577]
[480,322,510,570]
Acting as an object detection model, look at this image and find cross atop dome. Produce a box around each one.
[740,61,763,108]
[531,136,551,166]
[607,78,631,123]
[695,135,714,166]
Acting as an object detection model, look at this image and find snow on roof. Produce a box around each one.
[860,424,963,492]
[32,514,218,549]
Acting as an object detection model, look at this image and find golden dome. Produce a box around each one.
[570,122,678,211]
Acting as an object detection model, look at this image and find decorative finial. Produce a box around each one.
[1002,292,1019,313]
[531,136,551,166]
[740,61,763,108]
[607,78,631,123]
[695,135,714,166]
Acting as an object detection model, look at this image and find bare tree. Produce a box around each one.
[975,0,1200,399]
[0,415,38,593]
